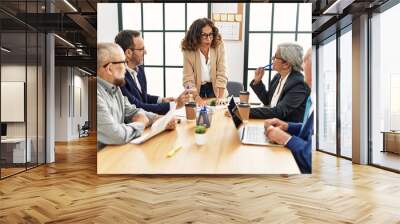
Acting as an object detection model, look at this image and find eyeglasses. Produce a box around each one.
[272,55,286,63]
[200,32,214,39]
[128,47,146,52]
[102,60,126,68]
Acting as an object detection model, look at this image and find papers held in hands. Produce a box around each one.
[130,102,176,144]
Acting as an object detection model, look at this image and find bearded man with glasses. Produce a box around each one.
[97,43,177,148]
[115,30,191,115]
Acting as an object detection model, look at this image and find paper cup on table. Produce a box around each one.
[239,91,250,104]
[237,103,250,121]
[185,102,196,120]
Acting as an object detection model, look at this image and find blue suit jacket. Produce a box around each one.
[120,65,170,115]
[285,111,314,174]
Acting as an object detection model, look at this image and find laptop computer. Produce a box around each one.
[227,97,280,146]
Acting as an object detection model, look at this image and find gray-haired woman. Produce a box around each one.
[250,42,310,122]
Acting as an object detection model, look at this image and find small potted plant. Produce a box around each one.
[194,125,207,145]
[208,99,216,114]
[208,99,217,107]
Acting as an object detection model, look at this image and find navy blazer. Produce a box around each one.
[249,70,310,122]
[120,65,170,115]
[286,111,314,174]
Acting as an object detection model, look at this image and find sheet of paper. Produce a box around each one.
[131,102,176,144]
[151,102,176,132]
[220,14,227,21]
[174,107,187,118]
[227,14,235,22]
[215,22,240,40]
[212,3,237,14]
[213,13,221,21]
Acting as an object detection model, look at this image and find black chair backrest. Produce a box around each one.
[227,81,244,97]
[82,121,90,129]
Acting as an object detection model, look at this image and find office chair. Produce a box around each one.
[227,81,244,97]
[78,121,90,138]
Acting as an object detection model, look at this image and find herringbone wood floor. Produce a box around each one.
[1,135,400,224]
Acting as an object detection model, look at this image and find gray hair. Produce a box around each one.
[97,43,124,70]
[278,42,304,72]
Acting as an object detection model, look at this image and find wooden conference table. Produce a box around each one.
[97,107,300,174]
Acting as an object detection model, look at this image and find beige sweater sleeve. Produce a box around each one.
[215,42,228,89]
[182,50,195,88]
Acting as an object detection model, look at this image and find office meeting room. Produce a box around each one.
[96,2,313,175]
[1,0,400,223]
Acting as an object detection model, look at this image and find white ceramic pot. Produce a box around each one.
[195,133,206,145]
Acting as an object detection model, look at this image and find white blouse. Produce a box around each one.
[270,73,290,107]
[199,49,211,83]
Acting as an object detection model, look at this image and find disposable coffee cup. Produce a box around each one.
[239,91,250,104]
[185,102,196,120]
[237,103,250,121]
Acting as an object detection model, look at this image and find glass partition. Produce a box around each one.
[1,30,28,177]
[370,3,400,171]
[0,0,46,179]
[317,36,337,155]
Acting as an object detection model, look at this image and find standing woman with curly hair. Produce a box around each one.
[181,18,228,105]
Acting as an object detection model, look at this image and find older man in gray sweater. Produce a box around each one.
[96,43,176,148]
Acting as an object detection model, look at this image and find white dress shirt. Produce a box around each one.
[126,66,142,93]
[199,49,211,83]
[126,66,165,103]
[270,73,290,107]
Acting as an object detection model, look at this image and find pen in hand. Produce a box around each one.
[263,64,272,70]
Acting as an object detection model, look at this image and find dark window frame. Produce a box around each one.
[119,2,211,97]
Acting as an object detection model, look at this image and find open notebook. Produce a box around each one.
[130,102,176,144]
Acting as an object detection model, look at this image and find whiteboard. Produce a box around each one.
[1,82,25,122]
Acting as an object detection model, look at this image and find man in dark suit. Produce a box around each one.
[115,30,187,115]
[264,48,313,173]
[250,43,310,122]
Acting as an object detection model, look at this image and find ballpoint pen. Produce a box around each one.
[263,64,272,70]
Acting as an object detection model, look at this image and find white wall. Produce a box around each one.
[97,3,119,43]
[1,65,29,138]
[224,39,245,83]
[54,67,89,141]
[1,65,26,139]
[1,64,46,163]
[73,73,89,138]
